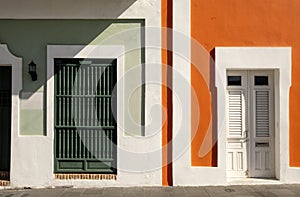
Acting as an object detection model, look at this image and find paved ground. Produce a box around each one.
[1,184,300,197]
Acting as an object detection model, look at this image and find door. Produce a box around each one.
[226,70,275,178]
[0,66,11,180]
[54,58,117,174]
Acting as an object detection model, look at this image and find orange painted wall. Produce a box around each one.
[191,0,300,166]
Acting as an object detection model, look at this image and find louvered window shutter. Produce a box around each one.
[54,58,117,174]
[228,91,243,137]
[255,91,269,137]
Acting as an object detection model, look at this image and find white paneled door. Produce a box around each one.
[226,70,275,178]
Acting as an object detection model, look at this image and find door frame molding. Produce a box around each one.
[215,47,291,180]
[0,44,22,180]
[47,45,124,175]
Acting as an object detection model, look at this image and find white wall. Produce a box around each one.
[172,0,227,186]
[4,0,299,188]
[0,0,163,188]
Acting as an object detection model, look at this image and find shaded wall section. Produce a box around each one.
[161,0,173,186]
[0,19,144,135]
[191,0,300,166]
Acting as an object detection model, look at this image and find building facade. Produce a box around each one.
[0,0,299,188]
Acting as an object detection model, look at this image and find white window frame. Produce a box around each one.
[47,45,124,176]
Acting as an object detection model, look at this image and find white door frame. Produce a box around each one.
[215,47,291,180]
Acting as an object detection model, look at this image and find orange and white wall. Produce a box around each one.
[162,0,300,185]
[0,0,163,188]
[1,0,300,188]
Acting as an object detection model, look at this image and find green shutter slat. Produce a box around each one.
[67,66,70,126]
[66,129,68,158]
[86,129,89,158]
[73,131,76,158]
[89,130,92,159]
[104,131,107,158]
[89,129,92,158]
[59,64,61,125]
[76,86,79,127]
[110,130,113,158]
[65,65,68,126]
[82,67,85,126]
[79,129,82,158]
[70,130,73,158]
[66,130,69,158]
[66,65,69,97]
[94,130,96,158]
[108,130,111,159]
[87,66,90,128]
[96,66,99,126]
[91,66,94,126]
[107,97,109,126]
[82,129,86,158]
[85,129,88,159]
[94,66,96,126]
[62,129,64,158]
[89,130,94,158]
[71,66,74,127]
[101,130,104,158]
[60,129,62,158]
[77,68,82,126]
[90,130,93,158]
[106,68,108,126]
[100,65,102,127]
[87,129,90,158]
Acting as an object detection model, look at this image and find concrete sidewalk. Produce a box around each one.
[1,184,300,197]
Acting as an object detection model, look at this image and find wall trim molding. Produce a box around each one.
[47,45,125,178]
[215,47,292,181]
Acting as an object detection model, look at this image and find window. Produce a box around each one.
[227,76,242,86]
[54,58,117,173]
[255,76,268,86]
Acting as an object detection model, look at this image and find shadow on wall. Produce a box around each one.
[210,48,218,167]
[0,0,137,18]
[0,18,144,135]
[0,19,143,94]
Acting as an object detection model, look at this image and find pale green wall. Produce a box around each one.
[0,19,144,135]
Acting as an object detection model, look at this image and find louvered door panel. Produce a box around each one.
[251,72,274,177]
[228,91,243,137]
[255,91,269,137]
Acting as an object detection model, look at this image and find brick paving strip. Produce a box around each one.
[1,184,300,197]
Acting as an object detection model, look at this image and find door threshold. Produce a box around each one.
[227,177,282,185]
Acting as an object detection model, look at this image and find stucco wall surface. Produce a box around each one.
[0,20,144,135]
[189,0,300,184]
[0,0,163,188]
[191,0,300,168]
